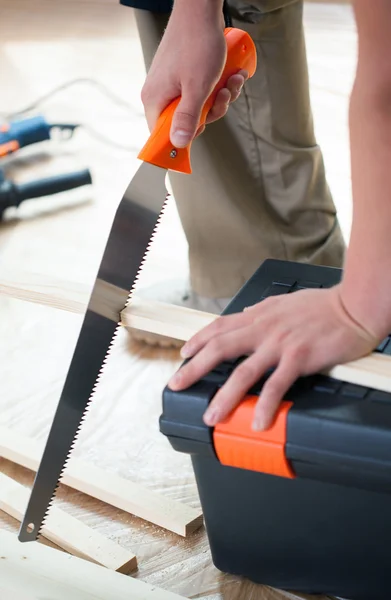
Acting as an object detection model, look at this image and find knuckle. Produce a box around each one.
[212,108,228,122]
[211,318,227,334]
[189,76,213,96]
[207,337,225,358]
[235,361,258,381]
[260,296,272,308]
[266,327,287,346]
[140,85,152,106]
[263,379,281,399]
[259,296,277,311]
[175,110,198,123]
[287,342,310,364]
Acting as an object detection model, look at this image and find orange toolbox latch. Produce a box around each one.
[213,396,296,479]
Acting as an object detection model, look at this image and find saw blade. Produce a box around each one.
[18,26,257,542]
[18,161,168,542]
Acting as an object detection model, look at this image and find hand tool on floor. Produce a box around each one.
[0,167,92,219]
[0,115,78,157]
[17,27,257,542]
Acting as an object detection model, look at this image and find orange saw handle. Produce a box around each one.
[137,27,257,174]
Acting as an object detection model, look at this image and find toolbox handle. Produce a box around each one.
[137,27,257,174]
[213,396,296,479]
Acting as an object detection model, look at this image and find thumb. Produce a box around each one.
[170,90,205,148]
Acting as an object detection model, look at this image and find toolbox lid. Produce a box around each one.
[160,260,391,494]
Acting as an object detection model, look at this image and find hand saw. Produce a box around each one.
[18,27,257,543]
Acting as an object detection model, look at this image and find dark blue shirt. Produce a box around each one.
[120,0,173,12]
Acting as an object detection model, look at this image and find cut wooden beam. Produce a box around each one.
[0,472,137,573]
[0,529,187,600]
[0,267,89,314]
[0,427,203,537]
[5,267,391,395]
[121,296,215,342]
[121,300,391,395]
[327,353,391,394]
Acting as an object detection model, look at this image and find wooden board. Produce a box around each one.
[2,265,390,396]
[121,296,215,341]
[121,301,391,394]
[0,472,137,573]
[0,267,88,315]
[0,426,203,537]
[0,529,186,600]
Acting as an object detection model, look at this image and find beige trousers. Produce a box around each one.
[134,0,346,299]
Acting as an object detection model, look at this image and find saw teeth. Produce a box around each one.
[34,194,170,536]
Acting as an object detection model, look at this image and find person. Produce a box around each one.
[121,0,345,319]
[125,0,391,432]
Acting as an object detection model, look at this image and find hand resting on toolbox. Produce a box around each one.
[140,0,248,148]
[168,1,391,432]
[168,286,378,432]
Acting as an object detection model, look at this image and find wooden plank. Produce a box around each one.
[121,297,212,340]
[0,268,88,315]
[121,296,216,341]
[327,353,391,393]
[0,472,137,573]
[121,301,391,395]
[3,260,390,395]
[0,427,203,537]
[0,529,187,600]
[120,298,213,340]
[2,265,391,395]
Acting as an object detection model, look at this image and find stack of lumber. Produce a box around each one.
[0,425,203,574]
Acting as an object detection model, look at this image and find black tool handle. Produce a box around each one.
[15,169,92,203]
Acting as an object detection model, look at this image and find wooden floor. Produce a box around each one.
[0,1,357,598]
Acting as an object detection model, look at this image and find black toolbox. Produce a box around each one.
[160,259,391,600]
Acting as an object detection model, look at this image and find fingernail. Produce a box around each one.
[203,407,220,427]
[172,129,191,148]
[252,412,268,431]
[168,371,182,389]
[180,344,193,359]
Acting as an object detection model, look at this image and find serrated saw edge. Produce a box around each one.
[35,195,170,537]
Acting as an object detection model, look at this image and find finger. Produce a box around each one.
[225,73,245,103]
[205,88,231,125]
[238,69,249,81]
[197,69,249,128]
[180,311,254,359]
[203,350,277,427]
[170,85,210,148]
[141,81,179,134]
[252,355,301,432]
[181,299,279,360]
[144,94,176,134]
[168,323,258,391]
[195,124,206,139]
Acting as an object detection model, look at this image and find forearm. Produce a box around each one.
[341,1,391,340]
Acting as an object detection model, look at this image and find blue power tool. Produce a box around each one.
[0,115,91,218]
[0,115,78,157]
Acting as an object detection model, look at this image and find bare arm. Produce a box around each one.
[341,0,391,341]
